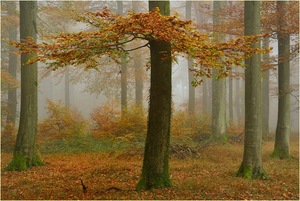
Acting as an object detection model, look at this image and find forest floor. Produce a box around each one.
[1,138,299,200]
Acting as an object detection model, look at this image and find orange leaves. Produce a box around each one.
[11,7,270,78]
[38,100,89,142]
[1,139,299,200]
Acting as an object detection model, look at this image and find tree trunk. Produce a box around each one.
[136,1,172,191]
[229,74,233,123]
[65,67,70,107]
[186,1,195,116]
[132,1,144,109]
[118,1,128,115]
[5,1,18,132]
[273,1,290,159]
[235,75,241,126]
[237,1,267,179]
[262,38,270,138]
[211,1,227,141]
[6,1,43,171]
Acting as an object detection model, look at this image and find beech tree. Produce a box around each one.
[236,1,267,179]
[211,1,227,141]
[12,2,268,185]
[186,1,195,116]
[6,1,43,171]
[273,1,291,159]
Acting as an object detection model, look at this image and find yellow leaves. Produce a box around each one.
[10,7,270,79]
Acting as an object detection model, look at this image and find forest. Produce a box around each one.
[1,0,299,200]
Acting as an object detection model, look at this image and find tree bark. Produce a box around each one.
[5,1,18,132]
[186,1,195,116]
[237,1,267,179]
[262,38,270,138]
[136,1,172,190]
[211,1,227,141]
[235,75,241,126]
[273,1,290,159]
[132,1,144,109]
[118,1,128,115]
[65,67,70,107]
[6,1,43,171]
[229,73,233,123]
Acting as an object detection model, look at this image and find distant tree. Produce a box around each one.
[5,1,18,133]
[273,1,291,159]
[6,1,43,171]
[211,1,227,141]
[117,0,128,115]
[262,37,270,138]
[186,1,195,116]
[236,1,267,179]
[132,1,145,109]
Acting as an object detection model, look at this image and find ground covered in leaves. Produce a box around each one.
[1,139,299,200]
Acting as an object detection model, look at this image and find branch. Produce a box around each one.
[122,42,150,52]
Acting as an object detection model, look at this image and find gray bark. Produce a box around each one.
[237,1,266,179]
[6,1,43,171]
[262,38,270,138]
[118,1,128,115]
[273,1,290,159]
[186,1,195,115]
[211,1,227,140]
[5,1,18,130]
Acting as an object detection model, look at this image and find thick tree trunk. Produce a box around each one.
[273,1,290,159]
[6,1,43,171]
[211,1,227,141]
[186,1,195,116]
[262,38,270,138]
[237,1,267,179]
[5,1,18,132]
[136,1,172,191]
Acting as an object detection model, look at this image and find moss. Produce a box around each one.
[211,133,228,144]
[236,165,268,180]
[4,153,43,172]
[271,148,290,160]
[136,173,172,191]
[5,154,27,171]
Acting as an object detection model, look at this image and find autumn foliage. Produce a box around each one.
[90,103,147,144]
[11,7,270,85]
[38,100,89,142]
[1,139,299,200]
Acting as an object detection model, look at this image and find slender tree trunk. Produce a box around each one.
[211,1,227,141]
[6,1,43,171]
[134,54,144,108]
[262,38,270,138]
[235,75,241,126]
[136,1,172,191]
[237,1,266,179]
[118,1,128,115]
[273,1,290,159]
[5,1,18,132]
[132,1,144,109]
[65,67,70,107]
[202,78,208,114]
[229,73,233,123]
[186,1,195,116]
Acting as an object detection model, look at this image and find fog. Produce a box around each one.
[2,1,299,135]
